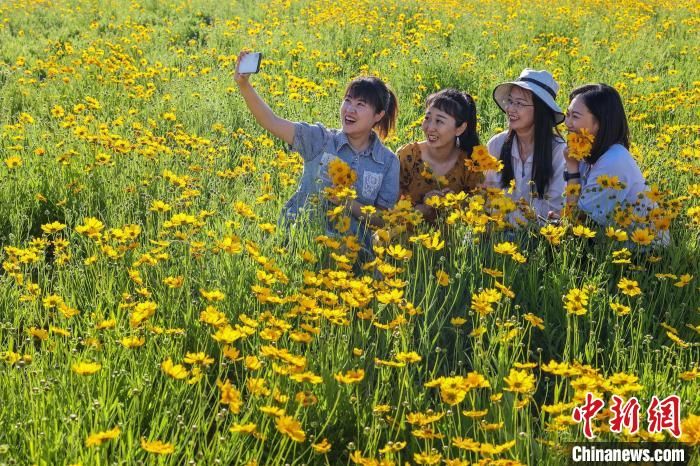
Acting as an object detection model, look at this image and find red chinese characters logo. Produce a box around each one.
[647,395,681,438]
[572,392,605,439]
[572,393,681,439]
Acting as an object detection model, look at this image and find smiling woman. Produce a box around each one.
[397,88,483,223]
[234,52,400,246]
[484,69,566,226]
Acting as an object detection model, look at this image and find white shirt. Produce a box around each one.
[485,131,566,224]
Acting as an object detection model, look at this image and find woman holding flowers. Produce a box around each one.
[485,69,567,225]
[234,51,400,243]
[562,84,652,227]
[397,89,483,223]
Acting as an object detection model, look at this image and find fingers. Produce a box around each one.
[234,51,251,82]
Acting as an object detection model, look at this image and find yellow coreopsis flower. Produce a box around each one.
[674,274,692,288]
[275,415,305,442]
[605,226,628,241]
[217,379,242,413]
[199,289,226,302]
[4,156,22,169]
[161,358,188,379]
[680,414,700,446]
[334,369,365,384]
[41,221,66,234]
[395,351,422,364]
[414,451,442,465]
[493,241,518,255]
[610,301,631,316]
[572,225,596,238]
[183,352,214,366]
[130,301,157,327]
[327,158,356,186]
[85,427,121,447]
[540,224,567,245]
[630,228,654,246]
[75,217,105,239]
[140,438,175,454]
[503,368,536,395]
[311,438,332,454]
[466,145,503,172]
[435,270,449,286]
[72,361,102,375]
[617,277,642,296]
[567,129,594,160]
[120,336,145,348]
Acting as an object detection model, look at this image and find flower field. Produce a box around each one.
[0,0,698,464]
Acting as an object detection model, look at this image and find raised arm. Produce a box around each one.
[234,51,295,146]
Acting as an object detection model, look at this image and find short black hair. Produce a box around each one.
[569,84,630,164]
[344,77,398,139]
[425,89,480,156]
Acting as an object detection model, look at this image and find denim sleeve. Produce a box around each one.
[376,154,400,209]
[290,122,330,162]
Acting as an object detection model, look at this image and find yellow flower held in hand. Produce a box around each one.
[567,128,594,161]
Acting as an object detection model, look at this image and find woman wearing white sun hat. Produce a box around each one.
[484,69,567,225]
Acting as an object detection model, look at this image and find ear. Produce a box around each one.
[373,110,386,125]
[455,121,468,137]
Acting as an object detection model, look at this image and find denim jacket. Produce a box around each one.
[283,122,399,240]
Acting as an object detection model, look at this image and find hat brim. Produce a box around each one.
[492,82,565,125]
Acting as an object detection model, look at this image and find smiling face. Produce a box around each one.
[565,95,600,136]
[504,86,535,133]
[340,95,385,139]
[421,105,467,150]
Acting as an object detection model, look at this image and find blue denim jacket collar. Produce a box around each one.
[334,130,385,165]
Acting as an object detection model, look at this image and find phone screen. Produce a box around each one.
[238,52,262,74]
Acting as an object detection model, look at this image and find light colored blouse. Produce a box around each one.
[484,131,566,224]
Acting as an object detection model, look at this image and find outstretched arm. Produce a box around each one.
[235,51,295,146]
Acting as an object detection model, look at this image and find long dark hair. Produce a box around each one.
[425,88,480,156]
[344,76,398,139]
[500,91,561,198]
[569,84,630,164]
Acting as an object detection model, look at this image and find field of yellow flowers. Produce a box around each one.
[0,0,698,464]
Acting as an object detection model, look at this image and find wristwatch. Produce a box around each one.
[564,171,581,181]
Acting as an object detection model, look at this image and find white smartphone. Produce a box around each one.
[238,52,262,74]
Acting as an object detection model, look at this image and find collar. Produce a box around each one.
[335,131,385,164]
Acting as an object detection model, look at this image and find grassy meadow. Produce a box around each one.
[0,0,699,464]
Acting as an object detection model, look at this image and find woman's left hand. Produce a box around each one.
[562,147,580,173]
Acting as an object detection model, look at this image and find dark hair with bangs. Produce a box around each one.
[344,76,398,139]
[425,88,480,156]
[500,90,562,199]
[569,83,630,164]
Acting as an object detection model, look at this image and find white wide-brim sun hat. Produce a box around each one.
[492,69,565,124]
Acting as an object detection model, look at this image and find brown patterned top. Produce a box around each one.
[398,142,483,204]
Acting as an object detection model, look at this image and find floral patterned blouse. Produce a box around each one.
[397,142,483,204]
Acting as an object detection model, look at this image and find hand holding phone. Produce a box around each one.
[237,52,262,74]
